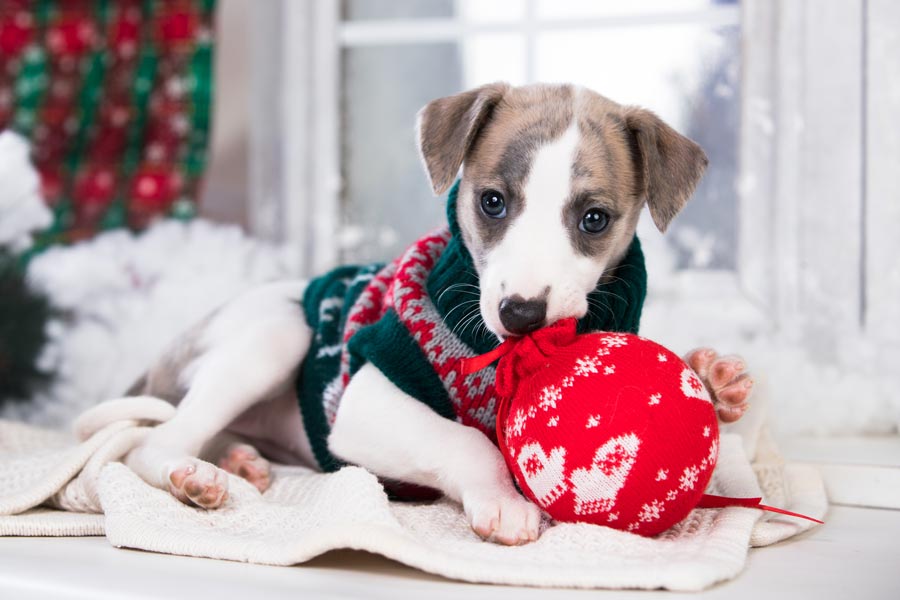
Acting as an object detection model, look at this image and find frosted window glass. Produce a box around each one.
[535,25,740,268]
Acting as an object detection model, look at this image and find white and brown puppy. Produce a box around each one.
[124,83,752,545]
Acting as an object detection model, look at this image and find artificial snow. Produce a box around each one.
[0,131,52,251]
[2,220,301,427]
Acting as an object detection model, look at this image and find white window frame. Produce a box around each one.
[248,0,900,423]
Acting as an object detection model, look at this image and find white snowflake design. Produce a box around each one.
[595,346,611,358]
[607,512,619,522]
[561,376,575,388]
[679,466,700,491]
[708,439,719,465]
[648,393,662,406]
[680,367,712,402]
[657,353,668,362]
[703,425,711,438]
[539,385,563,411]
[510,409,529,437]
[603,365,616,375]
[574,356,600,376]
[638,500,665,523]
[666,490,678,501]
[585,415,601,428]
[547,416,559,427]
[601,334,629,348]
[655,468,668,481]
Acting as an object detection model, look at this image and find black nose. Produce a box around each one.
[499,296,547,335]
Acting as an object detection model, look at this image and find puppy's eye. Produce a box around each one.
[480,190,507,218]
[580,208,609,234]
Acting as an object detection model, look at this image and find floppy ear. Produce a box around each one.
[416,82,510,195]
[624,107,708,233]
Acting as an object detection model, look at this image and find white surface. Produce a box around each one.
[780,436,900,510]
[0,505,895,600]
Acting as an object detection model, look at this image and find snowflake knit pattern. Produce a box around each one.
[296,181,648,472]
[485,318,720,537]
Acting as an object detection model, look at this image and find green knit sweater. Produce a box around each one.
[297,182,648,472]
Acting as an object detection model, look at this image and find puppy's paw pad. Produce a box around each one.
[168,459,229,509]
[464,492,542,546]
[709,355,748,390]
[218,443,271,493]
[685,348,717,379]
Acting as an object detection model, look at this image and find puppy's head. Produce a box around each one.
[417,83,707,339]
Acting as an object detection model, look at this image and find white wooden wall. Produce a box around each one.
[740,0,900,365]
[866,0,900,349]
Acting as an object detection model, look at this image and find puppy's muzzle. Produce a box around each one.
[499,296,547,335]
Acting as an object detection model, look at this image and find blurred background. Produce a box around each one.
[1,0,898,447]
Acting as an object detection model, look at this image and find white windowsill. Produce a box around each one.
[0,502,897,599]
[779,436,900,510]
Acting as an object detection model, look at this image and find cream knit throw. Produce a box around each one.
[0,394,826,591]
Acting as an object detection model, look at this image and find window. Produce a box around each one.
[248,0,900,439]
[337,0,740,270]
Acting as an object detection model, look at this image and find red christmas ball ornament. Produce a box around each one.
[128,165,183,229]
[0,10,35,58]
[459,318,822,537]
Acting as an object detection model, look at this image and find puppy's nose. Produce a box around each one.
[499,296,547,335]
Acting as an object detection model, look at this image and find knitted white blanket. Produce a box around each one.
[0,396,826,591]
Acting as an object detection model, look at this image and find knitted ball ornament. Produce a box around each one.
[460,318,822,537]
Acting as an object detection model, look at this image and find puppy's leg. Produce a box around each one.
[126,283,310,508]
[328,364,542,545]
[684,348,753,422]
[201,432,272,493]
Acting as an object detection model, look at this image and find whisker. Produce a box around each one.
[442,299,481,323]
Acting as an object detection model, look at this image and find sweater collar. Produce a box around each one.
[426,181,648,354]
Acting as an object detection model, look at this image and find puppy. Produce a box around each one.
[124,83,752,545]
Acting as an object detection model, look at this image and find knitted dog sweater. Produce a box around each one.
[297,182,648,472]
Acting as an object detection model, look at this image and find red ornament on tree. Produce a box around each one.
[128,164,183,229]
[460,318,823,537]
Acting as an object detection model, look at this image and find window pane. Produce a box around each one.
[536,0,737,19]
[341,44,462,263]
[456,0,527,23]
[535,25,740,268]
[461,34,527,88]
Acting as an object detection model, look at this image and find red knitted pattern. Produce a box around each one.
[492,319,719,537]
[389,229,501,438]
[323,228,500,434]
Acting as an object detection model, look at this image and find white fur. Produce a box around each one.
[479,124,607,338]
[329,363,541,544]
[125,281,313,504]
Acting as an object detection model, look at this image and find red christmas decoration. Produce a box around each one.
[0,9,34,57]
[460,319,823,537]
[127,164,183,229]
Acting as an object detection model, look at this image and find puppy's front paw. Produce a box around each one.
[168,459,229,509]
[685,348,753,423]
[463,490,542,545]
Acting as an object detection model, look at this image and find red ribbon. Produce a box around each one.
[458,337,518,375]
[698,494,824,523]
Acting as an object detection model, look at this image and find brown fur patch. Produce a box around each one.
[622,106,708,233]
[417,82,510,196]
[567,92,645,261]
[458,85,575,256]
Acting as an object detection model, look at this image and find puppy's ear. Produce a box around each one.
[624,107,708,233]
[416,82,510,195]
